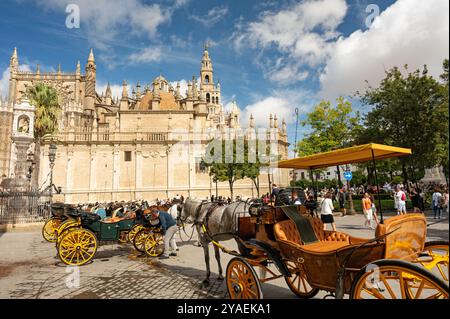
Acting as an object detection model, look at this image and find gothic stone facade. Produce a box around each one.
[0,47,289,202]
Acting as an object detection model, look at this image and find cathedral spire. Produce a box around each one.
[106,82,112,97]
[88,48,95,63]
[122,80,128,99]
[10,47,19,72]
[76,61,81,75]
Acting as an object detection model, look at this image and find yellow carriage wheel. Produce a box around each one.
[58,229,97,266]
[226,257,263,299]
[128,224,144,243]
[350,259,449,299]
[42,218,62,243]
[118,231,129,244]
[144,232,164,257]
[133,228,150,253]
[284,261,319,299]
[421,242,449,283]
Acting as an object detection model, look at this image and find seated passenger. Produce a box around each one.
[291,191,302,205]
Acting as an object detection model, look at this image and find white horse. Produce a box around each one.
[180,198,252,286]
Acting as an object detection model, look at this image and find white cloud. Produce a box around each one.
[240,97,293,128]
[191,5,228,27]
[0,65,32,100]
[230,0,347,84]
[29,0,179,49]
[319,0,450,98]
[128,47,163,64]
[0,68,10,99]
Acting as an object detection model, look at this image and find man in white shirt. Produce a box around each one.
[394,186,407,215]
[432,188,443,219]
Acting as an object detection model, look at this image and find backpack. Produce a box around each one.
[439,195,446,207]
[401,192,406,201]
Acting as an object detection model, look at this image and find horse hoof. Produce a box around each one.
[202,280,210,287]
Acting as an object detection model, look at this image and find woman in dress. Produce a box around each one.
[320,192,336,231]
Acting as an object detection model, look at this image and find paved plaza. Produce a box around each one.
[0,211,448,299]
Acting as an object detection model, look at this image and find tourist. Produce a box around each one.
[418,188,425,212]
[394,186,407,215]
[432,188,443,219]
[262,193,270,204]
[304,195,317,217]
[151,209,178,259]
[362,193,374,229]
[271,184,280,203]
[320,192,336,231]
[444,188,449,215]
[369,193,380,225]
[410,188,421,213]
[291,191,301,205]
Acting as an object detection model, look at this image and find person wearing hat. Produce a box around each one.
[150,209,178,259]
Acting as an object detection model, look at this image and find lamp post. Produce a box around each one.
[48,143,57,205]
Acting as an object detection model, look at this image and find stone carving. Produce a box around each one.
[18,116,30,133]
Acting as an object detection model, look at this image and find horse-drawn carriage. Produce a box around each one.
[227,204,448,299]
[43,203,138,266]
[222,144,449,299]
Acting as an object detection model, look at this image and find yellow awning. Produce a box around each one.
[276,143,412,170]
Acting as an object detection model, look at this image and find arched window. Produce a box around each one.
[205,75,210,83]
[206,93,211,103]
[215,97,219,104]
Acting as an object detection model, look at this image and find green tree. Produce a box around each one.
[26,83,61,189]
[357,63,448,186]
[438,59,449,183]
[295,97,361,186]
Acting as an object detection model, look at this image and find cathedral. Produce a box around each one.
[0,46,289,203]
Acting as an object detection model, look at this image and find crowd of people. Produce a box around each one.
[267,182,449,231]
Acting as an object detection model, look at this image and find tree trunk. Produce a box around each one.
[401,162,409,187]
[336,165,342,187]
[253,177,260,197]
[229,179,234,200]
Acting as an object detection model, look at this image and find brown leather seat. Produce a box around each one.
[273,218,353,254]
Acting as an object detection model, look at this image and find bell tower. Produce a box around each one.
[200,43,221,110]
[84,48,96,112]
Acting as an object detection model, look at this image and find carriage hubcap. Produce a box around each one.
[232,283,243,294]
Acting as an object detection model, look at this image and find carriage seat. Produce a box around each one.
[273,218,366,254]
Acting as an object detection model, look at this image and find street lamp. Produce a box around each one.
[48,143,57,202]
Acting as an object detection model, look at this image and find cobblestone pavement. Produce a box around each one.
[0,210,448,299]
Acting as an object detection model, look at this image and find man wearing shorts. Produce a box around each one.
[362,193,374,229]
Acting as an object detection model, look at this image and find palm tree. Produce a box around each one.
[27,83,61,189]
[27,83,61,139]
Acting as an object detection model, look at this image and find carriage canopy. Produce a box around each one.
[276,143,412,170]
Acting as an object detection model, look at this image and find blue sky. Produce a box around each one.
[0,0,448,154]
